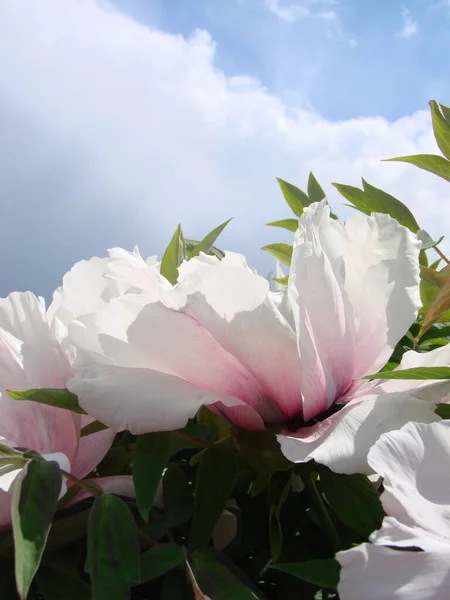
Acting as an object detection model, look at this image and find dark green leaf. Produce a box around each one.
[436,403,450,419]
[318,470,384,538]
[12,459,62,599]
[163,463,195,527]
[364,366,450,380]
[420,325,450,343]
[36,565,91,599]
[46,509,91,550]
[162,569,193,600]
[197,406,231,440]
[188,219,233,259]
[185,239,225,260]
[307,172,326,203]
[276,178,312,217]
[140,543,184,583]
[385,154,450,184]
[333,179,419,232]
[190,548,265,599]
[133,432,172,522]
[189,444,238,551]
[80,420,108,437]
[265,219,298,233]
[261,243,293,266]
[7,388,85,414]
[86,495,141,600]
[270,559,340,591]
[429,100,450,161]
[160,224,185,285]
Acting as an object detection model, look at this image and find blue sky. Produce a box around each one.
[110,0,450,120]
[0,0,449,298]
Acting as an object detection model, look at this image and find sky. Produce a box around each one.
[0,0,449,298]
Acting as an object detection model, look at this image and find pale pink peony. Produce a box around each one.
[0,292,133,528]
[59,201,450,473]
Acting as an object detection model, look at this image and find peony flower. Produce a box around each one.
[62,201,450,473]
[337,420,450,600]
[0,292,133,528]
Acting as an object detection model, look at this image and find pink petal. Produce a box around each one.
[66,475,135,505]
[71,415,115,480]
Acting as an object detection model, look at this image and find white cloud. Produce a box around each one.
[0,0,448,297]
[265,0,336,22]
[396,8,418,38]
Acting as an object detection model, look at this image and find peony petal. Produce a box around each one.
[278,389,441,474]
[69,365,255,434]
[337,544,450,600]
[367,421,450,548]
[288,202,421,421]
[176,252,302,420]
[0,293,79,464]
[47,257,125,328]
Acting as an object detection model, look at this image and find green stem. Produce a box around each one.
[304,472,341,553]
[60,469,103,498]
[174,431,212,448]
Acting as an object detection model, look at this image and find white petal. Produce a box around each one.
[0,464,21,492]
[68,365,263,434]
[176,252,302,420]
[338,544,450,600]
[367,421,450,548]
[288,201,421,421]
[278,390,440,474]
[42,452,71,499]
[47,257,124,327]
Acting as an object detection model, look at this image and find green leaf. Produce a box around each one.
[270,559,340,591]
[163,463,195,526]
[86,495,141,600]
[364,366,450,380]
[318,469,384,538]
[265,219,298,233]
[7,388,85,414]
[436,403,450,419]
[36,565,91,600]
[187,218,233,259]
[185,239,225,260]
[140,543,184,583]
[190,548,265,600]
[46,509,91,550]
[197,406,231,440]
[162,570,193,600]
[307,172,326,203]
[333,179,419,232]
[276,178,312,217]
[80,420,108,437]
[261,243,293,266]
[429,100,450,161]
[133,432,172,522]
[12,459,62,600]
[160,224,186,285]
[189,444,238,551]
[385,154,450,184]
[417,229,444,250]
[420,325,450,343]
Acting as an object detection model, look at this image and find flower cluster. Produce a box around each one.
[2,99,450,600]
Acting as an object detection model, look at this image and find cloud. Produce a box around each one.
[396,8,418,38]
[0,0,448,299]
[265,0,335,22]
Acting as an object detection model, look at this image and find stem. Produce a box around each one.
[304,472,341,553]
[434,246,450,265]
[60,469,103,498]
[174,431,212,448]
[0,456,27,466]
